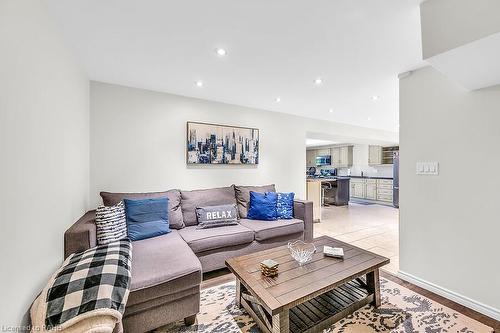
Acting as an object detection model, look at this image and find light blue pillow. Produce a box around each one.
[124,197,170,241]
[247,191,278,221]
[277,192,295,219]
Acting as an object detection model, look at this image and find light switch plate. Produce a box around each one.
[416,162,439,175]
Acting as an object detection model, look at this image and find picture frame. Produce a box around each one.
[186,121,259,165]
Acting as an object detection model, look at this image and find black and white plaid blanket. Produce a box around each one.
[44,239,132,329]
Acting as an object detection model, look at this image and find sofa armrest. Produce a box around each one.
[64,210,97,259]
[293,200,313,241]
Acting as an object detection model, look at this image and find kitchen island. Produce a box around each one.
[306,177,350,221]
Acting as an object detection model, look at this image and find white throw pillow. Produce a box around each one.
[95,201,127,245]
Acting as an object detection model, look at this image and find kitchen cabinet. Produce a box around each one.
[330,146,352,168]
[350,178,394,203]
[316,148,331,155]
[306,145,352,168]
[338,146,353,168]
[368,145,382,165]
[350,179,366,198]
[376,179,394,202]
[365,180,377,200]
[369,145,399,165]
[331,147,341,166]
[306,150,317,167]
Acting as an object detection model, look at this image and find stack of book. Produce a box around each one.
[323,246,344,259]
[260,259,279,277]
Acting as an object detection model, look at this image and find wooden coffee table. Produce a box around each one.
[226,236,389,333]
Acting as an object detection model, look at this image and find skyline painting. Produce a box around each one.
[187,122,259,165]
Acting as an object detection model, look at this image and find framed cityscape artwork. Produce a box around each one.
[186,122,259,165]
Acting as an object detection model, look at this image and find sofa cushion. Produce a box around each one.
[129,231,201,296]
[124,198,170,241]
[196,204,239,229]
[234,184,276,218]
[178,224,254,253]
[247,191,278,221]
[180,186,237,226]
[95,201,127,245]
[239,218,304,241]
[276,192,295,219]
[100,190,184,229]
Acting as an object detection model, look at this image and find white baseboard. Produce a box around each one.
[397,270,500,321]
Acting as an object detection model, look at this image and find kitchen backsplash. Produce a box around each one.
[337,165,393,178]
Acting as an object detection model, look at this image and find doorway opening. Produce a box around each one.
[306,137,400,274]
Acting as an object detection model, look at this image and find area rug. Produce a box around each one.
[156,278,493,333]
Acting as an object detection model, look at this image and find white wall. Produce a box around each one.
[399,66,500,318]
[0,1,89,328]
[421,0,500,59]
[89,82,397,207]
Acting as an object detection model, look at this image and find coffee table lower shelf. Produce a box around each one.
[241,278,373,333]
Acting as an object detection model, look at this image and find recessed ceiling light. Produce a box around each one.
[194,80,203,87]
[329,109,334,113]
[215,48,227,56]
[275,97,281,103]
[314,78,323,85]
[367,117,372,121]
[371,95,380,101]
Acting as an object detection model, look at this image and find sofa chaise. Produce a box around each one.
[64,184,313,332]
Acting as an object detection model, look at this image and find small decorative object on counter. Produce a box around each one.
[288,240,317,266]
[260,259,279,277]
[323,245,344,259]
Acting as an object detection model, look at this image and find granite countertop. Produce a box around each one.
[348,175,393,180]
[306,177,351,182]
[306,176,393,181]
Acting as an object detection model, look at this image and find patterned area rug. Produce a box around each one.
[157,278,492,333]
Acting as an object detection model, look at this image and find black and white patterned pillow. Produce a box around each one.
[95,201,127,245]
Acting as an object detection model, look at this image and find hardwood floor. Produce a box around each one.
[313,202,400,274]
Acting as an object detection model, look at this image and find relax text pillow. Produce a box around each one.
[196,204,239,229]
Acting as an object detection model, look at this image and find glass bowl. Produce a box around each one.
[288,240,317,266]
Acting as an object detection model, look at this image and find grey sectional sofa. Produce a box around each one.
[64,185,313,332]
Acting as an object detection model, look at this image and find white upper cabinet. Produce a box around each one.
[338,146,353,168]
[306,145,352,168]
[327,146,352,168]
[331,147,341,166]
[306,150,317,167]
[368,145,382,165]
[316,148,331,156]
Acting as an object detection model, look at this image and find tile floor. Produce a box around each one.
[313,202,400,274]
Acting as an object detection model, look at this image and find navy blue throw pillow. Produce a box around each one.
[124,197,170,241]
[276,192,295,219]
[247,191,278,221]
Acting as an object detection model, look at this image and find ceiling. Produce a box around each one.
[426,32,500,91]
[46,0,424,132]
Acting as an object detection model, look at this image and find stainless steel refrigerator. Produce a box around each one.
[393,151,399,208]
